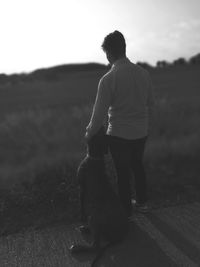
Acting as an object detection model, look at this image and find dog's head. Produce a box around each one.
[87,126,108,158]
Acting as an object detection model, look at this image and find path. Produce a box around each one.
[0,202,200,266]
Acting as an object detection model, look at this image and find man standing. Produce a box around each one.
[85,31,155,216]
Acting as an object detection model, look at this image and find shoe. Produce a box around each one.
[77,225,91,235]
[131,199,150,213]
[135,203,150,213]
[131,199,137,205]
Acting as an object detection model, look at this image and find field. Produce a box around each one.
[0,65,199,234]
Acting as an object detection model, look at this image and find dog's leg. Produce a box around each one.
[78,186,91,236]
[69,236,100,254]
[70,217,101,254]
[90,227,101,251]
[80,185,87,223]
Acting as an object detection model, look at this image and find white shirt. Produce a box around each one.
[87,57,155,140]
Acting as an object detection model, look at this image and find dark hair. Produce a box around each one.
[101,30,126,57]
[87,126,108,157]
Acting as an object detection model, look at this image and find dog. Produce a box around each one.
[70,127,129,266]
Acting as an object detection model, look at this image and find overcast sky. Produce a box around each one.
[0,0,200,74]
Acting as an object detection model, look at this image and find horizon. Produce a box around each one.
[0,52,199,76]
[1,0,200,74]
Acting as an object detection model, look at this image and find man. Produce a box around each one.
[85,30,155,216]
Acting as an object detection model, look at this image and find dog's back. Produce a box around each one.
[78,156,129,243]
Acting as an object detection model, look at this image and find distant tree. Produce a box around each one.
[137,62,153,70]
[156,60,170,68]
[0,74,8,84]
[189,53,200,65]
[173,57,187,66]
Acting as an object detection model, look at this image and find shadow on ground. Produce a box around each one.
[70,222,173,267]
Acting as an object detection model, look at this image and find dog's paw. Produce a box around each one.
[69,244,87,254]
[69,243,98,254]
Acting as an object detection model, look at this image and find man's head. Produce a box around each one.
[87,126,108,158]
[101,31,126,64]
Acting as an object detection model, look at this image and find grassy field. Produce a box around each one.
[0,65,199,235]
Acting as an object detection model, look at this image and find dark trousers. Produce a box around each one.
[107,135,147,216]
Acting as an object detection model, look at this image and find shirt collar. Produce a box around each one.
[112,57,131,69]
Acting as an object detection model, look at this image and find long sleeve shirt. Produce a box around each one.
[87,57,155,140]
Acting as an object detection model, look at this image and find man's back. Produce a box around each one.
[104,57,154,139]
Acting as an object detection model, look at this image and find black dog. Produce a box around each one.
[70,127,129,266]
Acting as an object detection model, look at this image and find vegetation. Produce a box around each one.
[0,57,199,235]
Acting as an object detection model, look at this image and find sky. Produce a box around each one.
[0,0,200,74]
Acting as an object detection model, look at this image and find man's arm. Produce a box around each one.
[86,77,111,140]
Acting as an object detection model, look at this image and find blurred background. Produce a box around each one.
[0,0,199,234]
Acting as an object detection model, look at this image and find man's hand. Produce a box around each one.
[85,128,94,142]
[84,131,90,142]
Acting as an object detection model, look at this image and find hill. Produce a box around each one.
[0,63,109,84]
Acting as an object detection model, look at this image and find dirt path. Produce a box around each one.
[0,202,200,266]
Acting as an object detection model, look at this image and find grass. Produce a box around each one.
[0,65,199,236]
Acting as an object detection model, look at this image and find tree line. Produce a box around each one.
[0,53,199,84]
[137,53,200,69]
